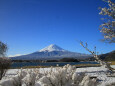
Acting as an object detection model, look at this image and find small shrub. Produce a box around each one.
[0,64,99,86]
[22,69,40,86]
[0,57,11,80]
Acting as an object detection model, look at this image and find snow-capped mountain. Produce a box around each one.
[10,44,92,60]
[39,44,66,52]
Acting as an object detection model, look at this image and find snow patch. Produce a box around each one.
[39,44,66,52]
[1,65,115,86]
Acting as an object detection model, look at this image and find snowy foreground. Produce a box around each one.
[0,65,115,86]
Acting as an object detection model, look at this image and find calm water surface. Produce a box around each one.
[11,62,98,68]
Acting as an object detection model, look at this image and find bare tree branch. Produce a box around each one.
[80,41,114,74]
[99,0,115,43]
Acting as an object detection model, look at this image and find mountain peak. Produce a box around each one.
[39,44,66,52]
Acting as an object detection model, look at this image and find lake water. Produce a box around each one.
[11,61,98,68]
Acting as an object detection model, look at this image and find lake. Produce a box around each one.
[11,61,98,68]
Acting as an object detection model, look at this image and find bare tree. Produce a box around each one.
[0,41,7,57]
[0,41,11,80]
[99,0,115,43]
[80,41,114,74]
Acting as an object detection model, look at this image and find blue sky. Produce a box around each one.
[0,0,114,56]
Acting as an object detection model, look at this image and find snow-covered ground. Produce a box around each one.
[111,65,115,69]
[0,65,115,86]
[76,66,115,86]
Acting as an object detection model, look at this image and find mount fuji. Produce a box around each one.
[10,44,92,60]
[39,44,66,52]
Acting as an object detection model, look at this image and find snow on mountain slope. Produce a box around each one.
[10,44,92,60]
[39,44,66,52]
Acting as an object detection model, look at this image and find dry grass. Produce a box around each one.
[20,64,101,69]
[22,65,49,69]
[12,64,101,69]
[105,61,115,70]
[108,61,115,65]
[74,64,100,68]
